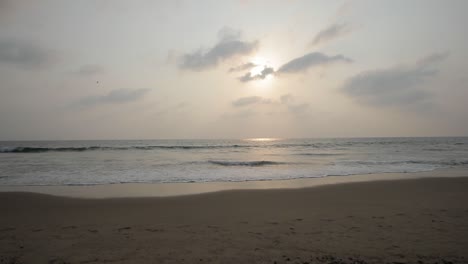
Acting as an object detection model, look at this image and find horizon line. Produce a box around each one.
[1,136,468,142]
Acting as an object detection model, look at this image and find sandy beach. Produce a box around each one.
[2,0,468,262]
[2,176,468,264]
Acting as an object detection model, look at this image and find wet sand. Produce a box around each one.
[1,168,467,198]
[1,177,468,263]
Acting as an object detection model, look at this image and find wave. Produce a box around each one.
[294,153,343,156]
[423,148,452,152]
[0,146,96,153]
[0,146,107,153]
[0,145,249,153]
[208,160,286,167]
[353,160,468,166]
[0,144,347,153]
[1,138,467,153]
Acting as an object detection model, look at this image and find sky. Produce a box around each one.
[0,0,467,140]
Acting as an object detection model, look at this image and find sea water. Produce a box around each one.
[0,137,467,185]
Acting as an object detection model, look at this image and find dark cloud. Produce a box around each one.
[228,62,257,72]
[342,52,448,107]
[235,52,352,83]
[75,64,105,76]
[76,88,150,108]
[277,52,352,74]
[238,66,274,82]
[311,23,350,46]
[232,96,272,107]
[179,27,258,71]
[0,40,55,69]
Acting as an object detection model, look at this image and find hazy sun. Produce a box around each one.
[250,64,265,76]
[249,56,274,82]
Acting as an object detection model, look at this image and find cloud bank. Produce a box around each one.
[179,27,258,71]
[228,62,257,73]
[237,52,352,83]
[231,94,310,115]
[278,52,352,74]
[238,66,274,82]
[232,96,272,107]
[0,40,55,69]
[342,52,448,107]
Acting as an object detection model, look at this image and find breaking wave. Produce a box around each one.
[208,160,286,167]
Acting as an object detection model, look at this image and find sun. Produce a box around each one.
[250,64,266,76]
[249,56,274,82]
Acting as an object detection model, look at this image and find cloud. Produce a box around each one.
[228,62,257,72]
[278,93,310,115]
[238,66,274,82]
[178,27,258,71]
[234,52,352,83]
[76,88,150,108]
[232,96,272,107]
[231,94,310,116]
[0,40,55,69]
[277,52,352,74]
[416,52,448,68]
[311,23,350,46]
[342,52,448,107]
[75,64,105,76]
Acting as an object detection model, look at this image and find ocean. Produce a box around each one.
[0,137,467,186]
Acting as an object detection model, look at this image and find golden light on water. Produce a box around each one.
[244,137,281,142]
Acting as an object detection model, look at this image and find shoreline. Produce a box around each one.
[1,167,467,198]
[2,176,468,263]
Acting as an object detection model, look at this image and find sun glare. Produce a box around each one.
[250,64,265,76]
[244,137,281,142]
[248,56,275,86]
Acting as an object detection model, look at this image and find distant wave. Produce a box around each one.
[354,160,468,166]
[423,148,451,152]
[0,147,94,153]
[1,138,467,153]
[0,144,325,153]
[0,145,246,153]
[0,144,343,153]
[0,146,106,153]
[294,153,343,156]
[208,160,286,167]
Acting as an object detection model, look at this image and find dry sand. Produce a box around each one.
[1,177,468,264]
